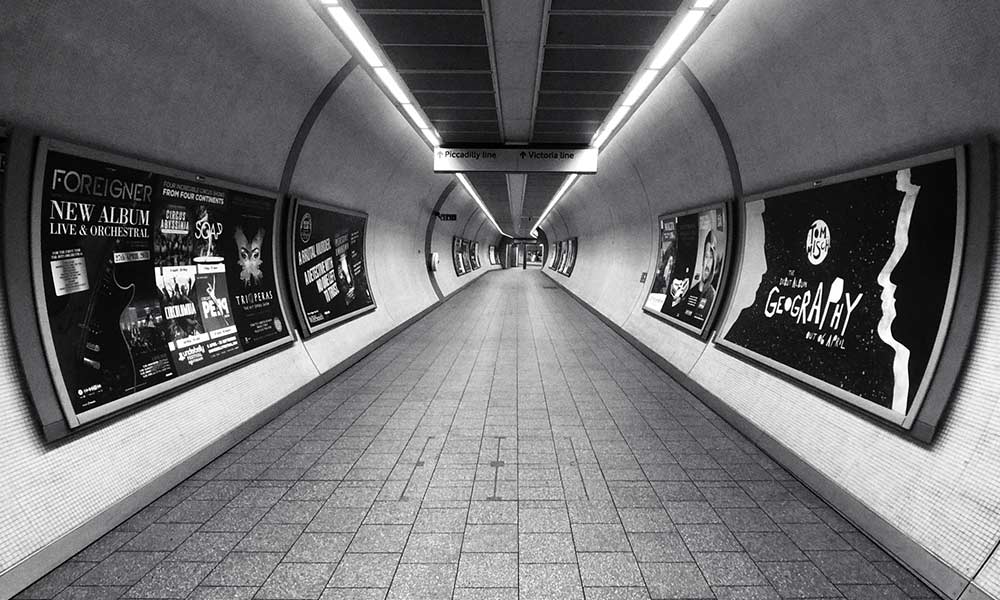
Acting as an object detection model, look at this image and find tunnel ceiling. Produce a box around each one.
[352,0,683,235]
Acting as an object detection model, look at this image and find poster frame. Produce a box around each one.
[488,244,497,265]
[641,202,733,339]
[714,142,986,438]
[29,137,296,431]
[287,196,376,338]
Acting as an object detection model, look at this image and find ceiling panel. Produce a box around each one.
[537,92,617,109]
[383,46,492,71]
[401,72,495,92]
[541,47,648,72]
[436,121,502,133]
[535,107,611,122]
[549,0,681,11]
[362,14,487,45]
[540,72,632,93]
[532,121,599,134]
[425,107,499,121]
[546,14,668,47]
[414,91,497,108]
[354,0,483,10]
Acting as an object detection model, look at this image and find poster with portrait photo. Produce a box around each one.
[718,150,964,426]
[643,205,728,335]
[290,199,375,336]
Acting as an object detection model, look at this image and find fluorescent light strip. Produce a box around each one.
[327,6,382,67]
[693,0,714,8]
[623,69,659,107]
[402,104,427,129]
[324,1,505,237]
[374,67,408,104]
[531,173,579,234]
[457,174,509,237]
[650,9,706,69]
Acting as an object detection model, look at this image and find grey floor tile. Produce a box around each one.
[807,550,890,584]
[574,523,631,552]
[759,561,841,598]
[386,563,457,600]
[256,563,336,599]
[520,533,577,563]
[16,561,97,599]
[202,552,283,587]
[692,552,768,587]
[464,524,518,552]
[167,532,244,562]
[581,587,651,600]
[347,525,410,553]
[328,553,399,588]
[285,533,353,563]
[781,523,852,551]
[188,586,259,599]
[319,589,387,600]
[413,508,468,533]
[51,586,130,600]
[711,585,780,599]
[676,524,741,553]
[74,532,138,562]
[235,523,306,552]
[261,501,324,524]
[122,561,214,598]
[76,552,168,587]
[520,507,571,533]
[618,509,674,533]
[578,553,643,587]
[627,532,692,563]
[121,523,200,552]
[638,562,713,599]
[520,563,584,599]
[456,553,517,587]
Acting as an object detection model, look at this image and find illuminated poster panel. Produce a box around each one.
[718,148,965,428]
[32,138,292,427]
[563,238,577,276]
[470,241,481,270]
[555,241,567,272]
[643,204,728,336]
[290,199,375,336]
[526,243,543,266]
[548,243,557,269]
[488,245,497,265]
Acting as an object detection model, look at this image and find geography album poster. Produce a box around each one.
[719,156,962,420]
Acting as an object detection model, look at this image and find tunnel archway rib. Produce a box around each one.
[424,180,459,301]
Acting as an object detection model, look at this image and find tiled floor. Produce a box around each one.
[18,270,940,600]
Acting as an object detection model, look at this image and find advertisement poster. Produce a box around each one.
[488,245,497,265]
[291,200,374,335]
[549,243,557,269]
[453,237,468,276]
[719,156,962,420]
[643,206,727,334]
[34,141,291,420]
[526,243,544,266]
[563,238,577,276]
[555,241,567,272]
[470,241,481,270]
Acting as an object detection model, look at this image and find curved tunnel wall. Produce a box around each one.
[0,1,497,594]
[545,1,1000,598]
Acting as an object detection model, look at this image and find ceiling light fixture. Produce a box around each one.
[531,0,720,236]
[457,174,511,237]
[320,0,506,237]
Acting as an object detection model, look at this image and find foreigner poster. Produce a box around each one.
[33,138,292,426]
[291,199,375,336]
[643,205,727,335]
[718,150,964,425]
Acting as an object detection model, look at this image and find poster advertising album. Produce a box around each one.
[290,199,375,336]
[643,204,728,336]
[718,149,965,427]
[32,138,292,427]
[453,236,469,276]
[488,245,497,265]
[470,241,481,270]
[562,238,577,276]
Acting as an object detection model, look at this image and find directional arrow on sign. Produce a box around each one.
[520,151,526,159]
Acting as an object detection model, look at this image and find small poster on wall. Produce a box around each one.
[718,148,965,428]
[643,204,728,336]
[290,199,375,336]
[470,241,481,270]
[488,245,497,265]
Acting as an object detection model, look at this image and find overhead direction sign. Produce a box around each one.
[434,147,598,174]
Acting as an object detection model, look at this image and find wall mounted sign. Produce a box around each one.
[289,198,375,337]
[436,213,456,221]
[434,147,598,174]
[31,138,293,428]
[718,147,967,431]
[643,204,729,337]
